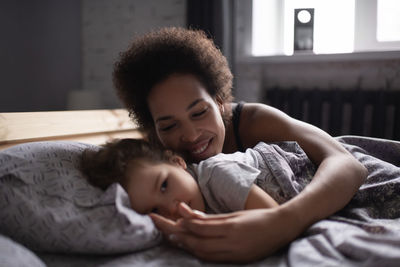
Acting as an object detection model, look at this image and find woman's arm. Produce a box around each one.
[240,103,367,223]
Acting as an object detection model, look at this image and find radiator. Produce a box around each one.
[263,88,400,141]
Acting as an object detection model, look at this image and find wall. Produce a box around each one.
[0,0,81,112]
[235,59,400,102]
[79,0,186,109]
[0,0,186,112]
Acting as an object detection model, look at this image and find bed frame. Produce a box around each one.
[0,109,143,150]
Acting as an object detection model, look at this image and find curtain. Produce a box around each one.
[186,0,223,49]
[186,0,235,71]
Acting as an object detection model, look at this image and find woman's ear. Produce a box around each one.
[169,155,187,169]
[215,96,225,114]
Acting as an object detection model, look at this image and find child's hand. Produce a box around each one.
[149,202,205,248]
[149,207,186,247]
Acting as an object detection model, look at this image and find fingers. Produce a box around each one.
[177,203,248,237]
[182,216,237,238]
[149,213,188,249]
[150,211,230,240]
[179,202,241,220]
[178,202,206,219]
[149,213,183,234]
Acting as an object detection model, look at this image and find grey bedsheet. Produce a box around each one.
[7,136,400,266]
[38,247,287,267]
[283,136,400,266]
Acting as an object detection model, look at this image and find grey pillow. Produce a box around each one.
[0,141,161,254]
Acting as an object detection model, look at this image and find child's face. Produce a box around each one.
[124,158,205,221]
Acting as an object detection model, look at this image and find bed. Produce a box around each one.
[1,109,400,267]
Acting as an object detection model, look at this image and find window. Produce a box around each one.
[251,0,400,57]
[377,0,400,42]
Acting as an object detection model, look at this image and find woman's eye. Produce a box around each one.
[160,179,168,192]
[192,108,208,118]
[160,123,176,132]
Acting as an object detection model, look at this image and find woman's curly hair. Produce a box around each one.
[80,138,174,190]
[113,27,234,142]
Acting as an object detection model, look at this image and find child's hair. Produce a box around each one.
[81,138,174,190]
[113,27,234,143]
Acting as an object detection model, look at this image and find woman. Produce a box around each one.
[113,27,367,263]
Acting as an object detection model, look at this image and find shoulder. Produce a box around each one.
[242,103,290,124]
[238,103,296,146]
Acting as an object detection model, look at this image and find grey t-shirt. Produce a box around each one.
[188,142,316,214]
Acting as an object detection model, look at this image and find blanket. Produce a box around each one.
[286,136,400,266]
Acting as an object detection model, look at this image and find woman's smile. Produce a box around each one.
[188,138,211,156]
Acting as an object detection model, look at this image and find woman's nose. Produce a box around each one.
[180,122,200,143]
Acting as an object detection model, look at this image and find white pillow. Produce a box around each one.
[0,141,161,254]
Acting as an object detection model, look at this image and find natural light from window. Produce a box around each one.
[252,0,355,56]
[377,0,400,42]
[252,0,283,56]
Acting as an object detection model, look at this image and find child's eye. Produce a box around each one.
[160,179,168,192]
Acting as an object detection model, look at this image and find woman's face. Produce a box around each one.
[147,74,226,163]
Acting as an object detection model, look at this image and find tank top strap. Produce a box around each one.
[232,101,245,152]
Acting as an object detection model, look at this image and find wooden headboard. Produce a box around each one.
[0,109,143,150]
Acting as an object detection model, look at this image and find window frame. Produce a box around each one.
[236,0,400,63]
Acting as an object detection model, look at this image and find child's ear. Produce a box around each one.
[169,155,187,169]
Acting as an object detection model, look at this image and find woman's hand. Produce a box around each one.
[150,203,299,263]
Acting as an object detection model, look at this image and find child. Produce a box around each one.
[81,138,316,220]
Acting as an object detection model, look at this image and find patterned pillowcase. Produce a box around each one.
[0,141,161,254]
